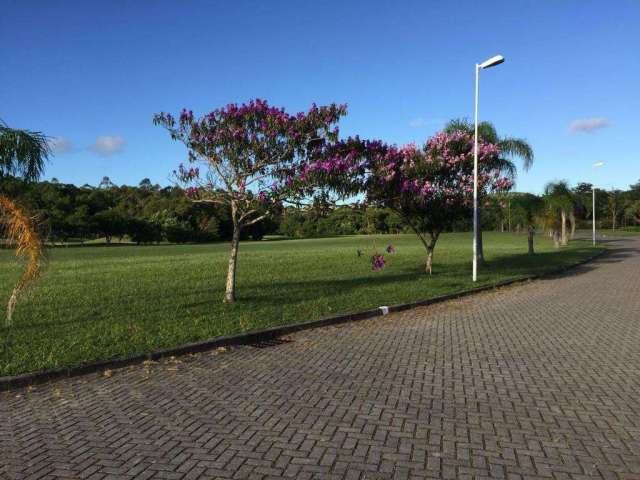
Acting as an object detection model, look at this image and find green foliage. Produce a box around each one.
[278,206,405,238]
[483,192,544,232]
[127,218,162,244]
[93,209,128,243]
[624,200,640,225]
[570,179,640,229]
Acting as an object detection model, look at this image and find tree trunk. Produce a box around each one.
[397,211,440,276]
[224,226,240,303]
[560,209,568,246]
[569,211,576,239]
[612,210,617,231]
[527,225,535,255]
[425,232,439,275]
[553,230,560,249]
[224,203,241,303]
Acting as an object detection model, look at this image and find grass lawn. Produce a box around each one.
[0,232,602,376]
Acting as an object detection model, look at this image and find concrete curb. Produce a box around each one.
[0,248,607,392]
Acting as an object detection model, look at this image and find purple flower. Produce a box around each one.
[386,245,395,254]
[371,254,385,272]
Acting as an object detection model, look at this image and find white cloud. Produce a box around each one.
[48,137,73,154]
[409,118,428,128]
[90,136,125,156]
[409,117,446,129]
[568,118,611,134]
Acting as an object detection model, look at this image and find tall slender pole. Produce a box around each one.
[473,64,479,282]
[592,186,596,246]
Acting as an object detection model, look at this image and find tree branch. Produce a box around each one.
[242,213,270,227]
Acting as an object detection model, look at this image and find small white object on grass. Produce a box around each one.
[379,306,390,315]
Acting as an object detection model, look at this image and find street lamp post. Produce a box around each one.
[473,54,504,282]
[592,186,596,246]
[591,162,604,246]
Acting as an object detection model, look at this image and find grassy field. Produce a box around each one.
[0,232,602,376]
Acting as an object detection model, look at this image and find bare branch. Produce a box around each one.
[243,213,270,227]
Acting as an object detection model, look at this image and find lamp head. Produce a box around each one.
[479,55,505,69]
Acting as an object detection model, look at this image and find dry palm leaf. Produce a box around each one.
[0,195,45,326]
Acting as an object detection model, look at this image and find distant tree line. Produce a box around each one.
[281,179,640,239]
[480,180,640,242]
[0,176,273,244]
[2,176,639,245]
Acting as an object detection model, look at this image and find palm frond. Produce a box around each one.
[492,157,517,179]
[477,122,498,143]
[498,137,534,171]
[0,122,50,182]
[544,180,574,212]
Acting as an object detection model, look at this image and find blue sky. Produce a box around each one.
[1,0,638,193]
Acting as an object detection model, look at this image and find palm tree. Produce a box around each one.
[544,181,574,247]
[444,119,534,262]
[537,204,561,248]
[0,121,50,325]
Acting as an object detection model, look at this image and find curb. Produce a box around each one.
[0,248,607,392]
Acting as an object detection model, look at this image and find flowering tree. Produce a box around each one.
[306,131,512,274]
[154,99,346,303]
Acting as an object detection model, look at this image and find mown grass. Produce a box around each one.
[0,232,602,376]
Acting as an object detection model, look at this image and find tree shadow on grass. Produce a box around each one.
[186,270,433,309]
[161,245,631,311]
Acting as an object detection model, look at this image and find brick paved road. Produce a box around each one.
[2,237,640,479]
